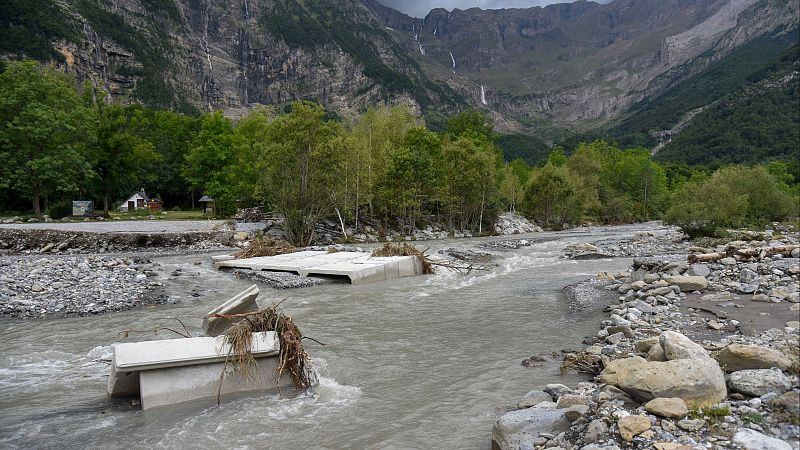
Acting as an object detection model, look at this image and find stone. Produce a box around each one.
[644,397,688,418]
[519,390,553,408]
[556,394,590,409]
[607,325,635,338]
[564,404,590,422]
[492,408,571,450]
[719,257,737,265]
[733,428,794,450]
[676,419,705,431]
[768,287,790,300]
[687,264,710,277]
[606,332,625,345]
[31,284,44,292]
[544,384,572,400]
[659,330,709,360]
[647,343,667,361]
[767,391,800,416]
[738,283,758,294]
[701,292,733,302]
[665,275,707,292]
[635,337,660,353]
[617,415,651,441]
[752,293,771,302]
[597,385,638,408]
[601,357,726,407]
[707,320,723,330]
[653,443,692,450]
[715,344,792,372]
[739,268,760,284]
[727,369,792,397]
[583,419,608,444]
[786,321,800,329]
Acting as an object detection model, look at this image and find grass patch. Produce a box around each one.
[234,235,296,259]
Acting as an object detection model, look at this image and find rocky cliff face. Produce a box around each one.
[3,0,797,131]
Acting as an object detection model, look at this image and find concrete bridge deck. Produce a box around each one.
[214,251,424,284]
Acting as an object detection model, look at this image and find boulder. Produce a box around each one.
[544,384,572,400]
[564,404,590,422]
[727,369,792,397]
[635,337,660,353]
[518,390,553,408]
[601,357,726,407]
[716,344,792,372]
[733,428,794,450]
[647,343,667,361]
[687,264,710,277]
[665,275,707,292]
[556,394,591,409]
[492,408,571,450]
[617,415,651,441]
[644,397,688,418]
[582,419,608,444]
[660,330,709,360]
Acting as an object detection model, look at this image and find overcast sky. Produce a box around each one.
[376,0,610,18]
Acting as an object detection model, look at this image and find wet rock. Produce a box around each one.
[518,390,552,408]
[618,414,651,441]
[492,408,570,450]
[716,344,793,372]
[733,428,794,450]
[644,397,688,418]
[544,384,572,400]
[727,369,792,397]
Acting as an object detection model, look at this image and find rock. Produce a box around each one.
[544,384,572,400]
[583,419,608,444]
[647,343,667,361]
[687,264,710,277]
[727,369,792,397]
[601,357,726,407]
[653,443,693,450]
[739,268,760,284]
[752,293,771,302]
[617,415,651,441]
[492,408,570,450]
[607,325,635,338]
[716,344,792,372]
[665,275,707,292]
[767,391,800,416]
[564,404,590,422]
[676,418,705,431]
[518,390,552,409]
[707,320,723,330]
[720,257,737,265]
[733,428,794,450]
[738,283,759,294]
[635,337,660,353]
[644,397,688,418]
[701,292,733,302]
[786,321,800,329]
[556,394,590,409]
[605,332,625,345]
[30,284,44,292]
[768,287,790,300]
[659,330,709,360]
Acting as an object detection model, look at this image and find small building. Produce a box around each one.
[72,201,94,217]
[146,199,163,212]
[198,195,215,215]
[119,188,150,212]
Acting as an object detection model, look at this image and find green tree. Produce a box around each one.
[522,164,583,230]
[260,101,342,246]
[90,102,158,215]
[0,60,92,215]
[182,112,235,213]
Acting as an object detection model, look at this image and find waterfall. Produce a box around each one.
[414,34,425,55]
[480,85,488,105]
[449,52,456,73]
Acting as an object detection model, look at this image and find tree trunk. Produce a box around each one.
[103,192,110,217]
[32,187,41,217]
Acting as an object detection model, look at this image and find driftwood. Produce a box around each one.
[688,245,799,264]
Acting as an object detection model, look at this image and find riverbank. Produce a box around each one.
[493,230,800,449]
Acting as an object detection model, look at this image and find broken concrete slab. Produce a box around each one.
[202,284,260,337]
[215,251,423,284]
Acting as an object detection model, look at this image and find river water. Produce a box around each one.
[0,224,663,449]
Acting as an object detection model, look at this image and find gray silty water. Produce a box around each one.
[0,224,663,449]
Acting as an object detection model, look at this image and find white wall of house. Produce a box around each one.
[119,192,148,212]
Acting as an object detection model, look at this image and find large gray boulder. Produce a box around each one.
[733,428,793,450]
[716,344,793,372]
[660,330,709,360]
[492,408,571,450]
[727,369,792,397]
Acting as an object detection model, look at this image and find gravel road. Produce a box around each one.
[0,220,226,234]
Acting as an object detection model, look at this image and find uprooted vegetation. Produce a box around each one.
[371,242,434,274]
[216,304,318,392]
[234,235,296,259]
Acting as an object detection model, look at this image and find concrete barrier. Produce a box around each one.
[108,331,288,409]
[202,284,260,336]
[215,251,423,284]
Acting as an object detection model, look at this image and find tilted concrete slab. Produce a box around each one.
[202,284,260,337]
[107,332,279,398]
[215,251,424,284]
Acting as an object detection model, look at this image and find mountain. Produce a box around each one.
[1,0,797,143]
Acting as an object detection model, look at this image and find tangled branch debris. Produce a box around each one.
[560,352,603,375]
[234,235,296,259]
[214,304,318,391]
[371,243,434,274]
[117,317,193,339]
